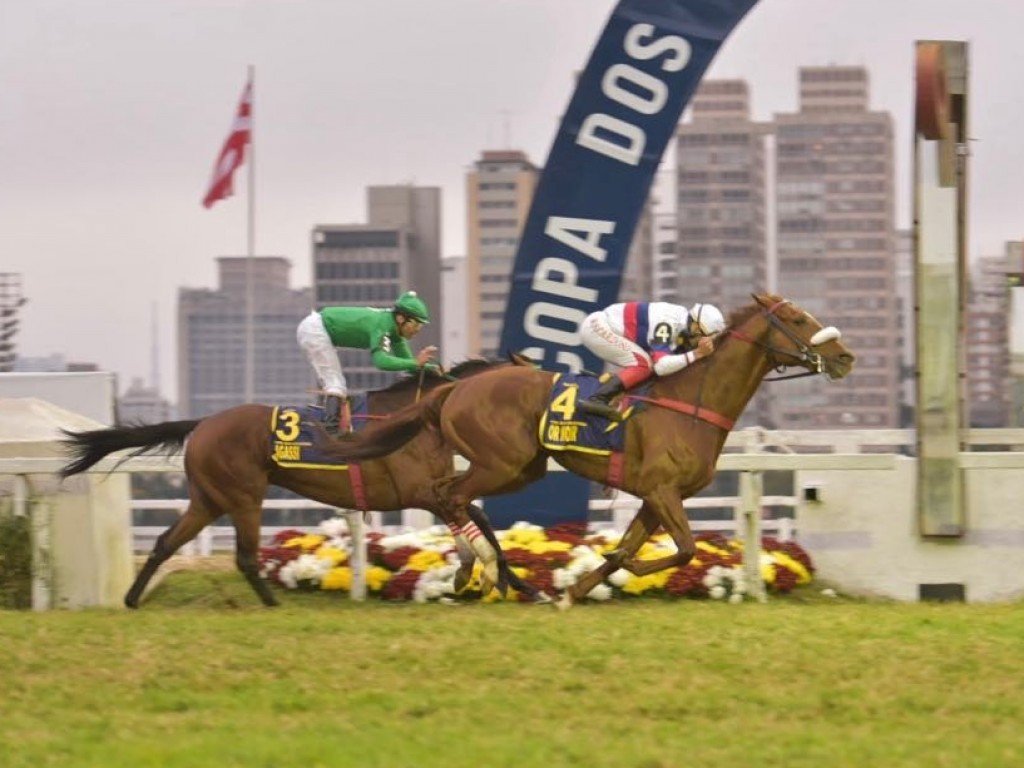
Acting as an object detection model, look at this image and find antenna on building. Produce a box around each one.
[150,300,160,392]
[499,109,514,148]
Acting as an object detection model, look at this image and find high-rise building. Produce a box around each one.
[465,148,655,358]
[178,257,312,418]
[966,255,1011,427]
[0,273,26,373]
[465,149,539,357]
[674,79,772,426]
[117,377,176,423]
[441,255,469,365]
[773,66,900,428]
[311,184,442,392]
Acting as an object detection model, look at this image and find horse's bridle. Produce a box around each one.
[728,299,839,381]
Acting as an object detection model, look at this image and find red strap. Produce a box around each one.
[624,395,735,431]
[607,451,625,488]
[348,462,368,512]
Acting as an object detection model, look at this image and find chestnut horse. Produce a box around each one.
[59,359,543,608]
[314,294,855,608]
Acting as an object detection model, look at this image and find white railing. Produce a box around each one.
[8,427,1024,603]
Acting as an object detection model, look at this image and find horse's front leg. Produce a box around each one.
[619,487,696,576]
[558,502,660,610]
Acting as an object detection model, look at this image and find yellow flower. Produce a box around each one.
[761,562,776,584]
[772,551,811,584]
[284,534,326,551]
[365,566,393,591]
[621,570,671,594]
[406,549,444,572]
[696,540,730,557]
[526,540,572,555]
[314,545,348,567]
[322,567,352,591]
[502,528,546,546]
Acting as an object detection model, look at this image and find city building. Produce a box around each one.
[117,377,176,423]
[465,149,539,357]
[966,254,1011,427]
[674,79,772,426]
[177,256,312,418]
[0,273,26,373]
[773,66,900,428]
[311,184,442,392]
[441,255,469,365]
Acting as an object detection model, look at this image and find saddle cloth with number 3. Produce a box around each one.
[268,394,370,469]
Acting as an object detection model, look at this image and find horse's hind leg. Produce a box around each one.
[232,509,279,607]
[125,505,215,608]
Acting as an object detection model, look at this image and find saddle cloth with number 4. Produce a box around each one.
[538,373,630,455]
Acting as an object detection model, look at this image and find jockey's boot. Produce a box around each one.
[323,395,347,437]
[577,375,625,422]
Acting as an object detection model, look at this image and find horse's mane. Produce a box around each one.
[369,357,508,397]
[723,293,784,334]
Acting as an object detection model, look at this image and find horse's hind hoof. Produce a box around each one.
[453,567,472,594]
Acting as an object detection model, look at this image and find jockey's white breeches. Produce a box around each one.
[296,311,348,397]
[579,310,651,371]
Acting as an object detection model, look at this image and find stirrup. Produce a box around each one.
[577,399,624,422]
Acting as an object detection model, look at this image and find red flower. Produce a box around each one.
[381,570,421,601]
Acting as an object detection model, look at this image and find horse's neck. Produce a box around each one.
[654,336,773,422]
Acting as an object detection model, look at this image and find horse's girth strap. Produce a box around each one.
[348,462,368,512]
[624,395,735,431]
[607,452,626,488]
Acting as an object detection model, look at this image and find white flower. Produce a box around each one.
[587,583,613,601]
[607,569,630,588]
[709,584,727,600]
[702,572,721,589]
[320,516,349,539]
[728,592,744,604]
[552,568,577,590]
[821,588,838,598]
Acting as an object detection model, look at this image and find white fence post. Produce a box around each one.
[346,511,366,601]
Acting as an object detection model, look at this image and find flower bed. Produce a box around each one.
[257,517,814,603]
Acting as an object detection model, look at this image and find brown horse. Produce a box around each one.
[314,294,855,608]
[59,358,545,608]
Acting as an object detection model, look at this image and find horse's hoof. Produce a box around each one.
[603,548,626,569]
[479,573,495,597]
[453,567,472,594]
[533,591,555,606]
[124,596,139,610]
[480,561,500,596]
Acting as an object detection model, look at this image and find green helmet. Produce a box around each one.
[394,291,430,323]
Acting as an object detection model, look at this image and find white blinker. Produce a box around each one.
[810,326,841,346]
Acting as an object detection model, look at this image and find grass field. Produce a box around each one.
[3,569,1024,768]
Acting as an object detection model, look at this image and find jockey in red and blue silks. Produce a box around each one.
[576,301,726,422]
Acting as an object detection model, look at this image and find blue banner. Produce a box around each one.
[487,0,761,529]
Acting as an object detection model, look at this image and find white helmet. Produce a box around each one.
[690,303,726,336]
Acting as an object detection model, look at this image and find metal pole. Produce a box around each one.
[244,63,256,404]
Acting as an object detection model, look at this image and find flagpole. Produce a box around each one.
[244,63,255,404]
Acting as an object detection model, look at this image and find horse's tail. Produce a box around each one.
[59,419,202,479]
[317,383,455,462]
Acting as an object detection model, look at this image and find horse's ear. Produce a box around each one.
[508,350,539,367]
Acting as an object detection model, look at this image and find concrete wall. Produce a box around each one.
[1,394,133,610]
[797,458,1024,602]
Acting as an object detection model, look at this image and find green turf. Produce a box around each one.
[2,569,1023,768]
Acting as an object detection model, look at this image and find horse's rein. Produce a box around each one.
[727,299,829,381]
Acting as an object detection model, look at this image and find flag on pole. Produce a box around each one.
[201,77,252,209]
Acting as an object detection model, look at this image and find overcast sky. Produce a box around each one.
[2,0,1022,403]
